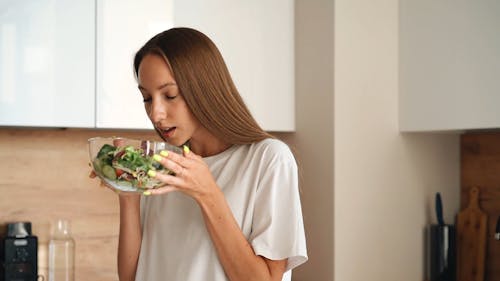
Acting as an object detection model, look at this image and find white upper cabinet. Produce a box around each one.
[1,0,295,131]
[98,0,295,131]
[174,0,295,131]
[0,0,95,127]
[95,0,173,129]
[399,0,500,132]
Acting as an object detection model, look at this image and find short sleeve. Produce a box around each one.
[248,142,308,272]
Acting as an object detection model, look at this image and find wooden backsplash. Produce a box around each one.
[461,132,500,281]
[0,128,159,280]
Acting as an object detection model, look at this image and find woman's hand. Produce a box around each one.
[145,146,219,202]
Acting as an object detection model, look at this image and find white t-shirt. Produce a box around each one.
[135,138,308,281]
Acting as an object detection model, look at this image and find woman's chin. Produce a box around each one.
[164,138,187,147]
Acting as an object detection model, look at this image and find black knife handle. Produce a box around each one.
[435,192,444,226]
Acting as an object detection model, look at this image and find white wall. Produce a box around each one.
[280,1,460,280]
[282,0,335,280]
[334,1,460,281]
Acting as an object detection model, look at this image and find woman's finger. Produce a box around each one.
[153,154,186,176]
[182,145,203,162]
[113,138,125,147]
[97,179,115,191]
[148,171,185,187]
[145,185,179,195]
[183,145,191,157]
[159,149,194,168]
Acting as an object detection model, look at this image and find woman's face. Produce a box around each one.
[137,53,200,146]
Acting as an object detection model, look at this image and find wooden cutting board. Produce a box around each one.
[457,187,488,281]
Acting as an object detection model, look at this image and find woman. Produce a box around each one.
[118,27,307,281]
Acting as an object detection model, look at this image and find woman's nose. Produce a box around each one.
[149,98,167,124]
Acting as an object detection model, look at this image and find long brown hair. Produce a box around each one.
[134,27,273,144]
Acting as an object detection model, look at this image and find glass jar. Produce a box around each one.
[48,219,75,281]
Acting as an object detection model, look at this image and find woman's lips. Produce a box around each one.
[161,127,176,138]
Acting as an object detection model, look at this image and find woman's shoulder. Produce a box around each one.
[251,137,290,152]
[248,138,296,164]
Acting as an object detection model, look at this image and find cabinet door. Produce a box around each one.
[400,0,500,132]
[96,0,173,129]
[0,0,95,127]
[174,0,295,131]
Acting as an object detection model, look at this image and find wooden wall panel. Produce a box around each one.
[461,132,500,281]
[0,128,159,281]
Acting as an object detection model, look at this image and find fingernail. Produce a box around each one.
[160,150,169,157]
[183,145,190,154]
[143,191,151,196]
[152,154,162,162]
[147,170,157,177]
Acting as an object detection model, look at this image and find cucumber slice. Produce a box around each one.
[92,159,103,174]
[102,165,117,180]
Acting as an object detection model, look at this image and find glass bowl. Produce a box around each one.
[88,137,181,193]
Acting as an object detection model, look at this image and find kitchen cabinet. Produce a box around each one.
[95,0,172,129]
[0,0,95,127]
[98,0,295,131]
[173,0,295,131]
[399,0,500,132]
[1,0,294,131]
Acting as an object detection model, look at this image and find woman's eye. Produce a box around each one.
[165,95,177,100]
[143,96,152,103]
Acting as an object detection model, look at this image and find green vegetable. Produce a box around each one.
[93,143,173,189]
[92,159,103,174]
[102,165,117,180]
[97,144,116,158]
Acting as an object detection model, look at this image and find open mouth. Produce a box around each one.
[159,127,176,138]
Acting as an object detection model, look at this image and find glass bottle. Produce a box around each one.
[48,219,75,281]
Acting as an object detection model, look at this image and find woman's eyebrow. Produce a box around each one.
[138,82,177,92]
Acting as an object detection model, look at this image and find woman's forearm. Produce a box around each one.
[197,189,285,281]
[117,195,142,281]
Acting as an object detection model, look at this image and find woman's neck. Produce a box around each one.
[189,129,231,157]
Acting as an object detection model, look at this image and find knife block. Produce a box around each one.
[429,224,456,281]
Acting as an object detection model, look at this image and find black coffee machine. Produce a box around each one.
[0,222,38,281]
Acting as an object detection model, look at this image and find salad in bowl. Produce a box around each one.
[88,137,181,192]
